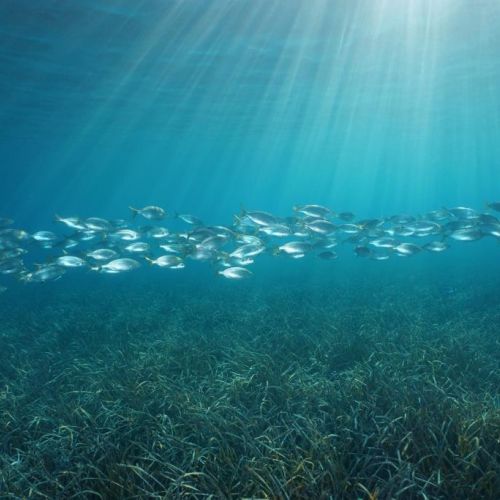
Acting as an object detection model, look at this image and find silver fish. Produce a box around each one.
[218,266,252,279]
[125,242,150,253]
[424,241,449,252]
[294,204,331,218]
[146,255,184,269]
[85,217,112,232]
[100,258,140,273]
[176,213,203,226]
[55,215,86,230]
[56,256,87,268]
[278,241,312,255]
[450,228,483,241]
[87,249,119,261]
[32,231,58,242]
[394,243,421,256]
[130,205,166,220]
[241,210,277,227]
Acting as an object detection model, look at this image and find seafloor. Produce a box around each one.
[0,271,499,499]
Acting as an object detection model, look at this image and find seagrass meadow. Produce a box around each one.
[0,260,499,499]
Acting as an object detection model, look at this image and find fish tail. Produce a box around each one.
[129,206,140,219]
[144,256,154,265]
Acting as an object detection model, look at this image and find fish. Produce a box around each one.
[87,249,119,261]
[147,226,170,239]
[129,206,166,220]
[369,237,397,249]
[230,243,265,259]
[0,218,14,228]
[240,210,277,227]
[486,201,500,212]
[55,215,86,230]
[26,265,66,282]
[294,204,331,218]
[278,241,313,256]
[448,206,478,219]
[85,217,113,232]
[99,258,140,273]
[56,256,87,268]
[112,229,141,241]
[424,241,449,252]
[318,251,337,260]
[0,201,497,287]
[32,231,58,242]
[176,213,203,226]
[338,212,355,221]
[306,219,336,235]
[145,255,184,269]
[218,266,252,279]
[394,243,421,256]
[125,242,150,253]
[450,228,483,241]
[259,224,291,237]
[354,246,371,257]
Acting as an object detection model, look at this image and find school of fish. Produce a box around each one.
[0,202,499,290]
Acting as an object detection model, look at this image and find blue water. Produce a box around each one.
[1,1,499,498]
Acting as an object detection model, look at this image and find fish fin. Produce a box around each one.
[144,256,154,265]
[129,206,140,219]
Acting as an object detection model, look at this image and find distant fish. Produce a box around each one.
[0,218,14,228]
[176,213,203,226]
[218,266,252,279]
[424,241,449,252]
[240,210,277,227]
[0,285,7,293]
[487,201,500,212]
[294,204,331,218]
[338,212,355,222]
[354,245,371,257]
[318,250,337,260]
[129,205,166,220]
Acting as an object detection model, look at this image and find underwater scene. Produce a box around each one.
[1,1,500,498]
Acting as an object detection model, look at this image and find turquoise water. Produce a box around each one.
[1,1,499,498]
